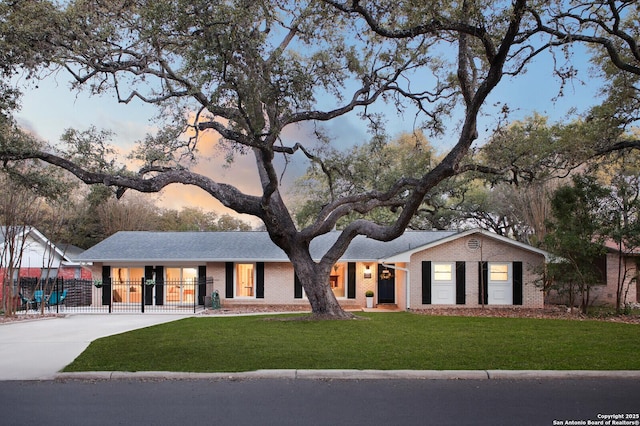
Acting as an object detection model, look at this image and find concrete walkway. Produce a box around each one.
[2,314,640,381]
[0,314,187,380]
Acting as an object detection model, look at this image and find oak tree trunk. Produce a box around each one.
[290,253,355,319]
[303,273,354,319]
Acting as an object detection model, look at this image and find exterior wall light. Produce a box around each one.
[363,265,372,279]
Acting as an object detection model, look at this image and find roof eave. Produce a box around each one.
[381,228,554,263]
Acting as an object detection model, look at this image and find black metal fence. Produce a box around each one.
[18,277,211,314]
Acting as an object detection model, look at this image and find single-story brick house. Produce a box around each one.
[74,228,551,310]
[588,242,639,307]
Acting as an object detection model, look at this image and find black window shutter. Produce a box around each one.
[478,262,488,305]
[456,261,466,305]
[144,266,154,306]
[225,262,234,299]
[294,272,303,299]
[422,261,431,304]
[155,266,164,306]
[101,265,111,306]
[513,261,523,305]
[256,262,265,299]
[347,262,356,299]
[198,265,207,305]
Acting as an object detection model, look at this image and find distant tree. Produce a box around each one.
[450,177,558,247]
[158,207,215,231]
[475,114,573,183]
[0,176,41,316]
[544,176,610,314]
[0,114,72,315]
[0,164,70,316]
[158,207,252,231]
[449,181,529,241]
[63,185,114,249]
[451,114,562,245]
[294,131,455,229]
[215,214,253,231]
[508,181,556,248]
[96,193,161,236]
[56,187,254,247]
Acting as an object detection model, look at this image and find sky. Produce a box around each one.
[13,38,604,228]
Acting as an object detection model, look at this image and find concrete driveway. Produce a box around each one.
[0,314,187,380]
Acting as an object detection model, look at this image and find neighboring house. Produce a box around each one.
[545,241,639,308]
[593,242,639,307]
[75,228,551,310]
[0,226,91,299]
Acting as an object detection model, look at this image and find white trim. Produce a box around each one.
[24,227,71,263]
[380,263,411,310]
[381,228,552,263]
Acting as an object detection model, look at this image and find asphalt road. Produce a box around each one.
[1,378,638,426]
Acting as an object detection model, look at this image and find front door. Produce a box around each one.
[377,264,395,304]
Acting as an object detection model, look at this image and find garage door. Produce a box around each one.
[487,263,512,305]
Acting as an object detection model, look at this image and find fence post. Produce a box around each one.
[55,278,60,314]
[141,278,145,313]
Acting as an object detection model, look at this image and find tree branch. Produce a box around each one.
[0,150,264,218]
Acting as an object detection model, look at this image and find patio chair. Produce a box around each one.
[46,290,67,311]
[19,292,35,311]
[33,290,44,310]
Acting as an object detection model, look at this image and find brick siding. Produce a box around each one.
[408,235,545,309]
[589,253,638,306]
[86,233,549,310]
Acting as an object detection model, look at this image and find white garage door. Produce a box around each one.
[488,262,512,305]
[432,262,455,304]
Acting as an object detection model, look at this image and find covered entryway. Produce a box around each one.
[377,264,395,304]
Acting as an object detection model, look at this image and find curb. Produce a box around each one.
[54,369,640,381]
[486,370,640,379]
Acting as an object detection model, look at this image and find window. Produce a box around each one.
[330,263,345,298]
[166,267,197,304]
[433,263,453,281]
[236,263,255,297]
[112,267,144,303]
[489,264,509,281]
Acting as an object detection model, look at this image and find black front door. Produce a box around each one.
[377,264,395,304]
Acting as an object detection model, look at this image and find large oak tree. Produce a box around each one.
[1,0,639,317]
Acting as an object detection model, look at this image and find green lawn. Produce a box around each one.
[63,312,640,372]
